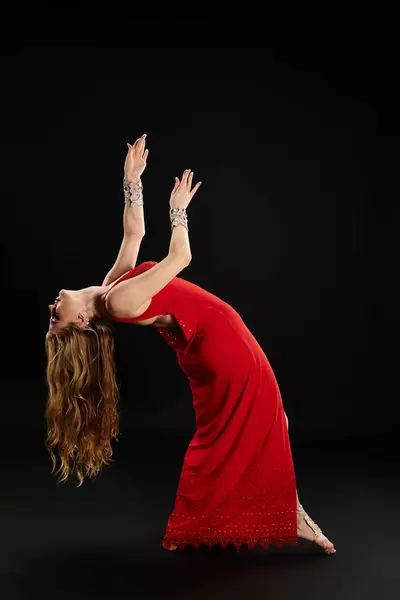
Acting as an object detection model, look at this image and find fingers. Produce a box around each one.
[190,181,202,198]
[143,148,149,161]
[174,170,202,197]
[139,137,147,157]
[135,133,146,145]
[181,169,190,185]
[136,134,147,156]
[127,134,147,155]
[172,177,180,193]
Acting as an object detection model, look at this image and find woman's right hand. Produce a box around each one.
[124,134,148,183]
[169,169,201,209]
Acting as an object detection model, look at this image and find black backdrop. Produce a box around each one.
[1,20,398,449]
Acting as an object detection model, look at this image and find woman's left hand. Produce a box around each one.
[124,134,149,183]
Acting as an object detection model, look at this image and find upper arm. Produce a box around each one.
[106,254,191,318]
[102,235,143,286]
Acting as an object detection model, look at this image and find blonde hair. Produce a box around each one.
[44,315,121,487]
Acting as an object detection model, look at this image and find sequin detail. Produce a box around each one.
[157,314,198,356]
[161,467,298,551]
[161,534,298,551]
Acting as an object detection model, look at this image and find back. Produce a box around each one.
[102,260,238,355]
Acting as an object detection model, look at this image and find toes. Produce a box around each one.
[321,538,334,553]
[162,541,178,550]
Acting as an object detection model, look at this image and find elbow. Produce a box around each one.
[177,253,192,269]
[124,231,145,239]
[179,252,192,268]
[169,250,192,267]
[182,253,192,266]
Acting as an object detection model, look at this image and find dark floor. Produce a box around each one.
[1,430,398,600]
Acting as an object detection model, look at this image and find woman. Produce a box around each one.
[45,135,336,555]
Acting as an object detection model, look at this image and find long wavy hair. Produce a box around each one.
[45,311,121,487]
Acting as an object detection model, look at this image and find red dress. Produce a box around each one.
[102,260,298,551]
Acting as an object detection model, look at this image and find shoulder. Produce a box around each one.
[105,293,152,320]
[104,261,157,319]
[102,261,158,287]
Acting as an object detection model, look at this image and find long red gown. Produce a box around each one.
[102,260,298,550]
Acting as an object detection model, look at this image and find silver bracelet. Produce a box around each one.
[170,206,188,231]
[123,179,144,207]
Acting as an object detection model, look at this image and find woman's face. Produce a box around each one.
[48,289,81,333]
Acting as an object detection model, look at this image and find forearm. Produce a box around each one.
[167,168,199,262]
[168,221,192,261]
[123,177,145,237]
[123,202,145,237]
[102,233,143,285]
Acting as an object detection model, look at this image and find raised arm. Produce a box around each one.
[102,135,148,286]
[106,169,201,318]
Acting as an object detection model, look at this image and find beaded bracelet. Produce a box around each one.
[170,206,188,231]
[123,179,144,207]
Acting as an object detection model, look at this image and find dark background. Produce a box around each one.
[2,24,397,442]
[1,14,399,599]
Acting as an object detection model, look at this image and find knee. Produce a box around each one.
[284,411,289,430]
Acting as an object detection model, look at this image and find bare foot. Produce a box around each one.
[297,503,336,555]
[162,541,177,551]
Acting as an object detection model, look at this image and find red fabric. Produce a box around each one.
[103,261,298,550]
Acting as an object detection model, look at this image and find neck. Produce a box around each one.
[81,284,112,318]
[82,283,111,298]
